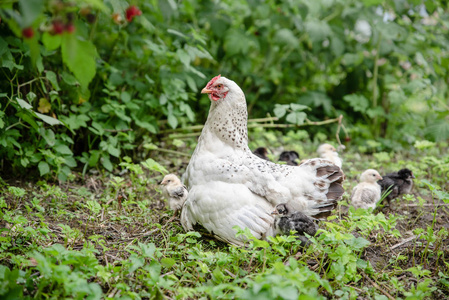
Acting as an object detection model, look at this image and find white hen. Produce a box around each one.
[181,75,345,245]
[317,143,342,168]
[350,169,383,210]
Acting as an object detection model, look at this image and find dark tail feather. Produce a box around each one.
[316,165,340,177]
[326,182,344,200]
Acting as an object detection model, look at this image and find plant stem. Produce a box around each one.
[372,33,382,137]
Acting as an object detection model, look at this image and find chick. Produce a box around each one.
[271,202,318,245]
[350,169,383,210]
[317,143,342,168]
[378,168,415,203]
[278,150,300,166]
[253,147,270,161]
[160,174,188,219]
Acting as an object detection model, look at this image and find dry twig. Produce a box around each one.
[363,273,395,300]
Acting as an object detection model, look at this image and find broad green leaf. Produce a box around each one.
[121,91,131,103]
[46,71,60,91]
[224,29,250,56]
[19,0,45,26]
[88,150,101,167]
[128,256,145,274]
[177,49,190,67]
[345,237,370,249]
[35,112,62,126]
[38,161,50,176]
[273,104,287,118]
[42,32,62,51]
[141,158,168,175]
[61,71,78,86]
[16,98,32,110]
[274,29,298,48]
[366,107,384,118]
[107,144,120,157]
[0,111,4,129]
[24,35,41,67]
[342,53,364,67]
[167,114,178,129]
[286,111,307,125]
[39,128,55,146]
[161,258,176,268]
[167,28,187,39]
[305,20,331,43]
[299,92,332,115]
[290,103,310,111]
[61,35,97,91]
[61,114,90,130]
[54,144,72,155]
[343,94,369,113]
[101,155,113,171]
[0,37,8,56]
[16,111,39,131]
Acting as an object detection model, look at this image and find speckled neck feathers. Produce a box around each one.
[200,78,249,150]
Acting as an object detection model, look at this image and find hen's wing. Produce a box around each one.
[181,182,274,246]
[190,152,344,218]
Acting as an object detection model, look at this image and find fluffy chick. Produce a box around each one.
[272,202,318,245]
[317,143,342,168]
[378,168,415,203]
[253,147,270,161]
[278,150,300,166]
[351,169,383,210]
[160,174,188,217]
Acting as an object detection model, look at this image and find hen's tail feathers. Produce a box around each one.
[302,159,346,219]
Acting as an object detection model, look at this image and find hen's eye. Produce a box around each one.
[216,84,223,88]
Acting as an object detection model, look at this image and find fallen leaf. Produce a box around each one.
[38,98,51,113]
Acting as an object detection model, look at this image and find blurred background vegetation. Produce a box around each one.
[1,0,448,180]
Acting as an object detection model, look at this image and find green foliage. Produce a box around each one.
[0,141,448,299]
[0,0,448,178]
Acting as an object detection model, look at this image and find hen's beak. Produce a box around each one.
[201,87,213,94]
[411,174,416,179]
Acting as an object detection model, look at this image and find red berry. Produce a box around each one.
[52,20,64,35]
[65,23,75,33]
[345,136,351,142]
[126,5,142,22]
[22,27,34,38]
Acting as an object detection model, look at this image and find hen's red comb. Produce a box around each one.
[206,74,221,88]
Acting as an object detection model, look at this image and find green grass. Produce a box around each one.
[1,132,448,299]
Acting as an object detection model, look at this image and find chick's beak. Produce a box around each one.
[271,210,279,215]
[201,87,213,94]
[377,176,383,180]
